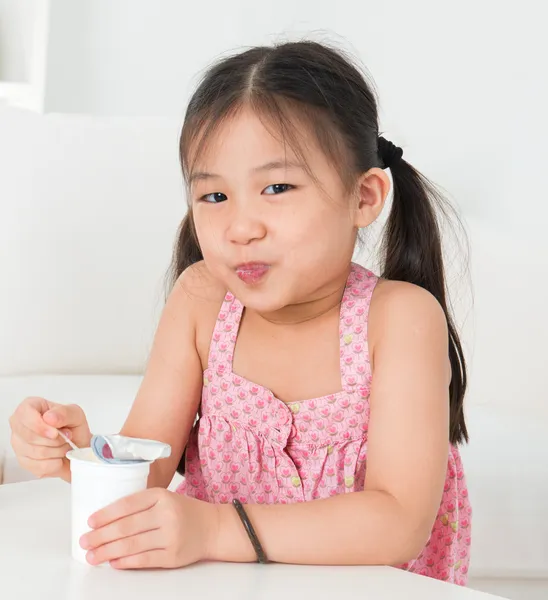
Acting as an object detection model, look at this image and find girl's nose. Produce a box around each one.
[227,206,267,245]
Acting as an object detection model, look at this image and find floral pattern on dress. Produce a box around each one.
[177,263,471,585]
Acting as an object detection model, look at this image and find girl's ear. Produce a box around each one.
[353,167,391,228]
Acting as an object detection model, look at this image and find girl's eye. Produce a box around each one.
[263,183,294,195]
[201,192,227,204]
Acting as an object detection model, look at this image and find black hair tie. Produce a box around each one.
[378,136,403,169]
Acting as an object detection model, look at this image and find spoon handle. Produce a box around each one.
[58,429,79,451]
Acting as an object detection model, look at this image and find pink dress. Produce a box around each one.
[177,263,471,585]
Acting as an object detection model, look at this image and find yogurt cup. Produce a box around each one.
[67,447,152,565]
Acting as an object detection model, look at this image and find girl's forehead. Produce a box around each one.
[188,107,322,173]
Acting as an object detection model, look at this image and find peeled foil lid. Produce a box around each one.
[91,434,171,464]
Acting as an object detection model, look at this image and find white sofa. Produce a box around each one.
[1,107,547,600]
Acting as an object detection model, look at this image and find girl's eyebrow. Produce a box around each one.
[251,159,304,173]
[188,171,220,184]
[189,160,304,184]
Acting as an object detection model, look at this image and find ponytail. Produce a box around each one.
[167,210,203,293]
[380,157,468,445]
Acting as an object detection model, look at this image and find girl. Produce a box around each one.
[9,40,471,584]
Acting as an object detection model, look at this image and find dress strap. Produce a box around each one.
[207,291,243,373]
[339,263,379,394]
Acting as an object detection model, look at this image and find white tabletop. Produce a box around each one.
[0,479,505,600]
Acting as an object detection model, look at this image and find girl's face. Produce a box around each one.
[189,108,376,315]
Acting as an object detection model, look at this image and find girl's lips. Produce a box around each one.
[235,263,270,284]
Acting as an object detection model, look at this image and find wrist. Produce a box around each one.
[207,502,257,563]
[204,501,223,561]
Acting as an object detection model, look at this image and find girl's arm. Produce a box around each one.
[212,282,451,566]
[118,265,212,490]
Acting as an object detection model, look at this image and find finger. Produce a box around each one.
[12,403,58,440]
[16,455,64,478]
[43,404,85,429]
[9,422,68,448]
[86,530,164,566]
[21,396,51,414]
[23,443,70,461]
[89,489,161,529]
[11,434,70,460]
[110,550,170,570]
[81,511,159,551]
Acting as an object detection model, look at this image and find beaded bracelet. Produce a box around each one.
[232,499,268,564]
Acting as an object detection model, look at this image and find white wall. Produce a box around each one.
[0,0,50,111]
[0,0,38,82]
[44,0,337,117]
[42,1,546,223]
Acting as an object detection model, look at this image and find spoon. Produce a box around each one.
[57,430,122,463]
[58,429,79,452]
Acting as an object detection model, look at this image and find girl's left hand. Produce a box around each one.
[80,488,219,569]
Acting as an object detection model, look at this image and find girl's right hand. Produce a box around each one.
[9,397,92,481]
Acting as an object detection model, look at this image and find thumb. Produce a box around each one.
[43,404,87,429]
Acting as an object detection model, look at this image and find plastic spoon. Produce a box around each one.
[58,429,79,452]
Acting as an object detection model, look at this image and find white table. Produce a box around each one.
[0,479,506,600]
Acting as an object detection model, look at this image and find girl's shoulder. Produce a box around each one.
[368,278,448,355]
[370,277,443,314]
[175,260,228,306]
[174,261,229,368]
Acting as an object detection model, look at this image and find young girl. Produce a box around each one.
[9,40,471,584]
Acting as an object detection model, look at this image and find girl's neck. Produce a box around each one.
[254,274,348,327]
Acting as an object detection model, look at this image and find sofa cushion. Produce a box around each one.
[461,404,548,578]
[0,108,183,376]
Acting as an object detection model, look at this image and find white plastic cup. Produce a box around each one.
[67,447,152,564]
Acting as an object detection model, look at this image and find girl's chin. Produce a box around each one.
[232,284,291,314]
[238,292,288,314]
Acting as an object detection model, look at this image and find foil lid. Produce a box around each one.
[91,434,171,464]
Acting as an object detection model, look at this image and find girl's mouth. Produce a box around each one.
[235,263,270,284]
